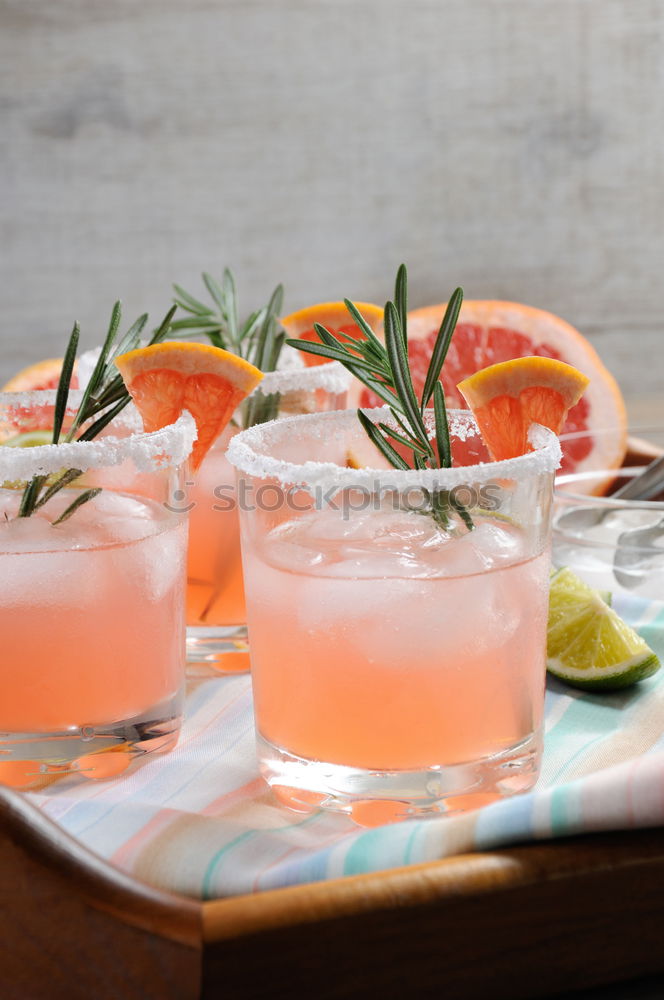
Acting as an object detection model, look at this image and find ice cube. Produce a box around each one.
[0,514,65,554]
[92,494,186,603]
[0,491,180,608]
[294,505,383,543]
[296,571,419,633]
[132,521,187,603]
[0,520,103,607]
[464,520,525,570]
[259,537,330,574]
[293,567,520,667]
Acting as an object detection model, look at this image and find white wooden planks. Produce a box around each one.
[1,0,663,408]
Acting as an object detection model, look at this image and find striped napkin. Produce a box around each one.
[29,595,664,900]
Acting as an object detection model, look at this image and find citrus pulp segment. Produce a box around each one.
[547,567,660,690]
[115,342,263,469]
[349,299,626,480]
[281,301,384,366]
[457,356,589,461]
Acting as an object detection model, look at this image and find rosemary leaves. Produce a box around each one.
[286,264,470,528]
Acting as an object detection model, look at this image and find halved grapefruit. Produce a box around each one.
[457,357,589,461]
[2,357,78,391]
[281,301,384,366]
[115,342,263,469]
[0,358,80,440]
[348,300,627,481]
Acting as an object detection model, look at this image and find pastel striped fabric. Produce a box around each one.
[30,594,664,900]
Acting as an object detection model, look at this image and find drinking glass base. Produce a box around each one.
[186,626,250,674]
[0,690,184,791]
[257,730,542,826]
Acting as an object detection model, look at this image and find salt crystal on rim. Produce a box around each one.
[255,361,351,397]
[226,408,562,494]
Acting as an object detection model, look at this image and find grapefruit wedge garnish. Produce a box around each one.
[457,356,589,461]
[115,342,263,469]
[281,301,384,366]
[349,299,627,482]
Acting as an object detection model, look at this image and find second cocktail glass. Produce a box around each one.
[185,361,350,672]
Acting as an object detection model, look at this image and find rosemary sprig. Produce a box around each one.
[286,264,469,528]
[15,302,176,522]
[170,268,286,427]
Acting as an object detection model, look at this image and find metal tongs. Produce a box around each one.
[611,454,664,590]
[556,451,664,591]
[611,452,664,502]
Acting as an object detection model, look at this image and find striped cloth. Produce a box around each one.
[29,595,664,900]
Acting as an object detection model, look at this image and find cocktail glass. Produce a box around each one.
[227,407,561,821]
[0,391,195,789]
[185,361,350,672]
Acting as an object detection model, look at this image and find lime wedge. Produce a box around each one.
[2,429,63,491]
[547,567,660,691]
[3,430,53,448]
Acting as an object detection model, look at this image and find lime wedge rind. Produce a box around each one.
[547,652,660,691]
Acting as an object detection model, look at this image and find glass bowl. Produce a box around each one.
[553,426,664,603]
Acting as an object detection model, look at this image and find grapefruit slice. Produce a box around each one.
[115,342,263,469]
[2,357,78,391]
[457,357,589,460]
[349,300,627,480]
[281,301,384,366]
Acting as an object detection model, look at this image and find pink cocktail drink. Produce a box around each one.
[243,510,550,771]
[185,362,350,671]
[0,394,195,787]
[228,408,561,817]
[0,492,186,733]
[187,428,245,627]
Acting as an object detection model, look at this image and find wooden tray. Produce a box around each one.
[1,784,664,1000]
[2,433,663,999]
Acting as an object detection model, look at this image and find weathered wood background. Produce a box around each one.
[1,0,663,415]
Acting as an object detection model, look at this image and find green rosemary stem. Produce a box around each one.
[13,302,176,523]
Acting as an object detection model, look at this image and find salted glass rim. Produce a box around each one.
[226,407,562,491]
[0,388,139,421]
[254,361,351,396]
[0,390,196,476]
